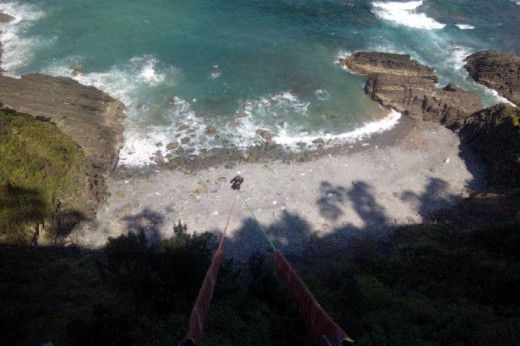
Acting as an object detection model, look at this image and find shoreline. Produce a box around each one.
[71,116,487,262]
[113,111,410,179]
[0,7,492,261]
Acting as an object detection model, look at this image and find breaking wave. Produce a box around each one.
[372,0,446,30]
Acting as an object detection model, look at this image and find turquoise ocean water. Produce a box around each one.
[1,0,519,166]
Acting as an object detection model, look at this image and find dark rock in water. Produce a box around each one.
[235,110,249,119]
[227,120,238,128]
[181,137,191,144]
[465,50,520,105]
[0,73,125,218]
[205,125,217,134]
[177,123,189,131]
[0,12,15,23]
[341,52,435,78]
[256,128,274,142]
[443,83,458,92]
[342,52,482,128]
[153,153,165,165]
[71,65,85,76]
[166,141,179,150]
[460,104,520,190]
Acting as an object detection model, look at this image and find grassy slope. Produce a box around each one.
[0,109,89,243]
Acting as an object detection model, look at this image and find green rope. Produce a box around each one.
[240,191,277,252]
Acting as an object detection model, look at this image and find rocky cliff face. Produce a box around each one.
[460,104,520,190]
[342,51,520,223]
[435,104,520,226]
[341,52,482,128]
[0,73,125,214]
[465,50,520,106]
[1,109,93,244]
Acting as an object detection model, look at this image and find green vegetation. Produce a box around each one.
[0,223,213,345]
[0,223,313,345]
[1,219,518,345]
[341,221,520,345]
[0,109,89,243]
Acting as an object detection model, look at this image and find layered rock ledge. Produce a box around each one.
[0,74,125,214]
[341,52,482,127]
[464,50,520,105]
[341,50,519,224]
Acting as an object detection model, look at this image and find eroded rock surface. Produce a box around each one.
[341,52,482,127]
[465,50,520,105]
[460,104,520,189]
[0,73,125,207]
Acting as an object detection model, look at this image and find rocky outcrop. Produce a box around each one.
[341,52,482,127]
[464,50,520,105]
[0,12,14,23]
[0,73,125,208]
[1,109,93,244]
[460,103,520,190]
[340,52,435,78]
[435,103,520,226]
[256,128,274,142]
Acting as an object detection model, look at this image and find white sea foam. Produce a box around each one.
[443,46,473,72]
[480,87,517,107]
[270,91,310,115]
[274,109,402,148]
[314,89,331,101]
[120,92,401,166]
[210,91,313,151]
[210,65,222,79]
[130,56,168,86]
[45,55,176,106]
[45,54,404,167]
[0,2,46,74]
[236,91,310,123]
[119,126,173,166]
[118,97,208,166]
[372,0,446,30]
[44,55,194,166]
[455,24,475,30]
[119,121,205,167]
[46,60,134,106]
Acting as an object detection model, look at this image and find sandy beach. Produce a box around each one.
[71,117,486,262]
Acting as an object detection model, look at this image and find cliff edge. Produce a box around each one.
[0,72,125,243]
[340,52,483,128]
[465,50,520,106]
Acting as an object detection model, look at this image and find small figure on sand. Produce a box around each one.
[230,171,244,190]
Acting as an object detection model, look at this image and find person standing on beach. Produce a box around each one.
[230,171,244,190]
